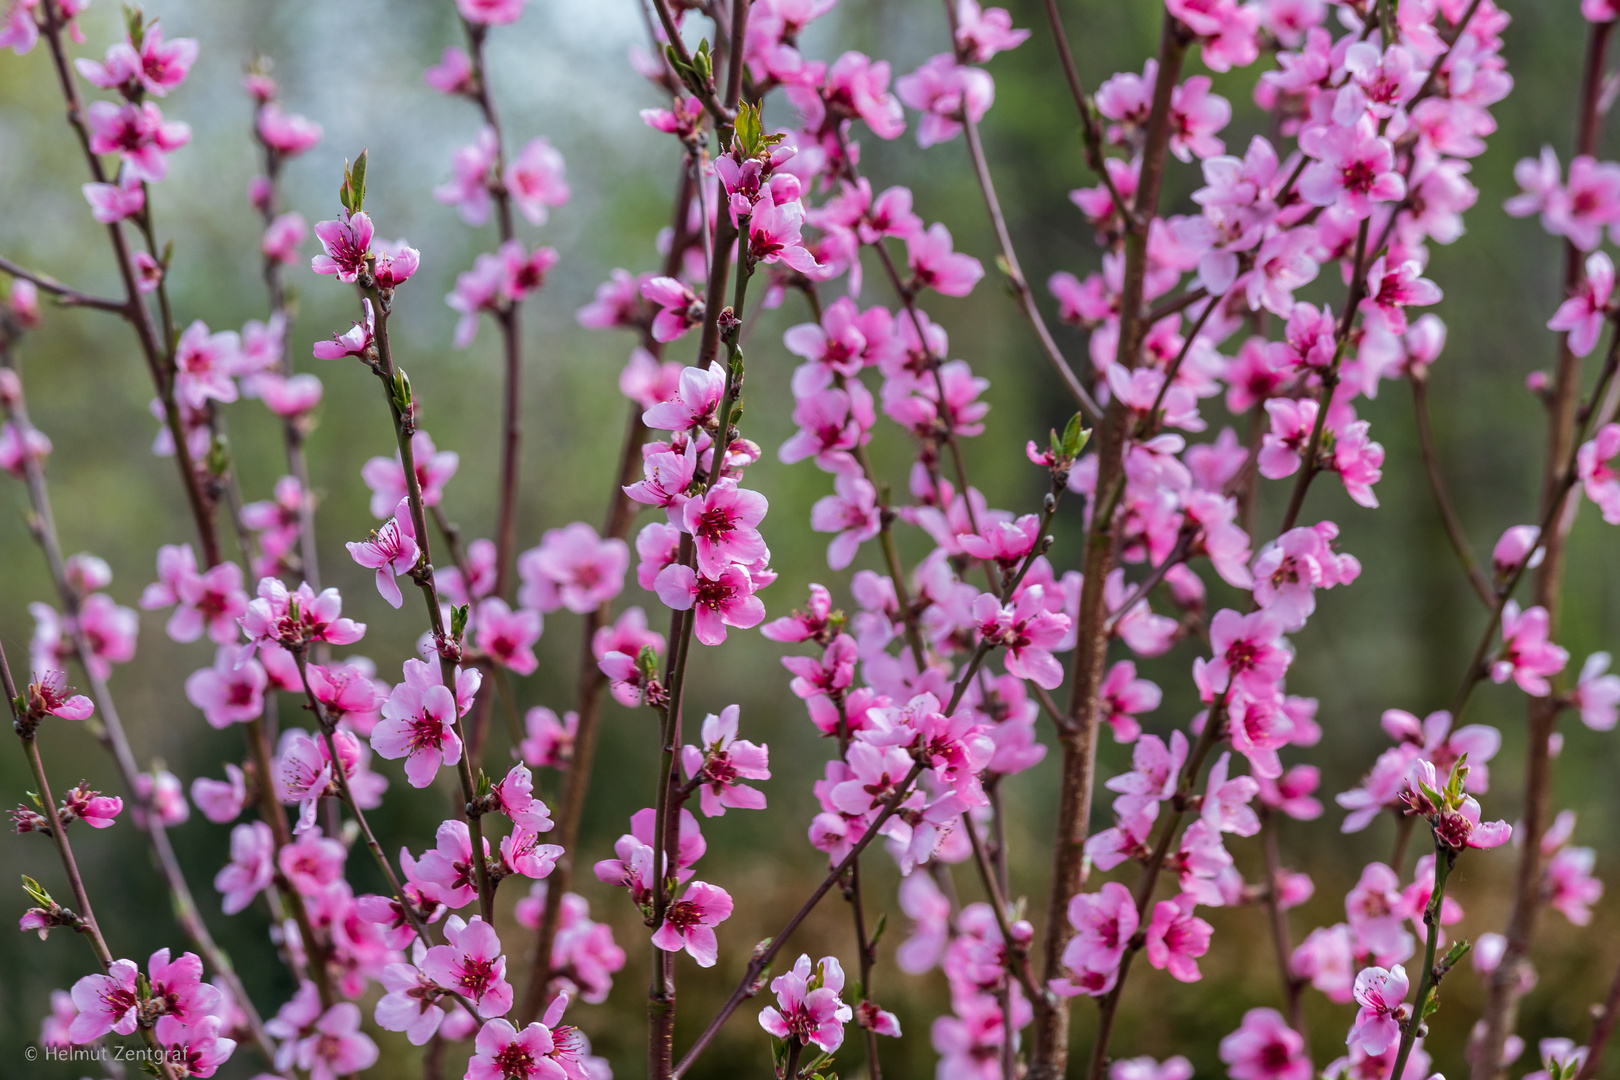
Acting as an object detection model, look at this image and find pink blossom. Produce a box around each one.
[1225,694,1295,779]
[261,211,308,264]
[656,563,767,645]
[435,126,500,226]
[412,819,488,910]
[507,137,571,225]
[310,211,374,282]
[1547,155,1620,251]
[425,46,475,95]
[1491,601,1569,696]
[651,881,734,967]
[1167,75,1231,161]
[681,704,771,817]
[1348,964,1409,1055]
[1360,256,1443,335]
[375,962,448,1045]
[1574,652,1620,730]
[439,537,499,606]
[421,914,512,1017]
[811,51,907,139]
[81,173,145,223]
[458,0,527,25]
[1202,609,1289,699]
[1052,881,1138,997]
[640,277,705,343]
[67,958,140,1042]
[372,677,464,788]
[185,646,267,729]
[294,1003,379,1080]
[213,820,274,914]
[191,763,247,824]
[0,419,50,477]
[498,239,557,302]
[746,190,821,274]
[345,497,419,609]
[173,319,242,409]
[25,670,94,722]
[683,479,770,578]
[1553,260,1614,359]
[907,223,985,297]
[1251,520,1361,630]
[257,103,322,156]
[0,0,38,55]
[278,827,346,896]
[1145,893,1213,982]
[811,473,882,569]
[972,586,1071,689]
[239,577,366,656]
[518,522,630,614]
[251,372,324,418]
[1202,752,1261,836]
[1257,397,1317,480]
[954,0,1029,62]
[1493,524,1543,579]
[466,1017,564,1080]
[360,430,459,518]
[1220,1007,1312,1080]
[476,598,543,676]
[85,100,190,183]
[1099,660,1161,743]
[894,54,993,147]
[779,384,875,475]
[759,954,854,1052]
[518,706,578,769]
[1577,422,1620,523]
[1298,117,1406,219]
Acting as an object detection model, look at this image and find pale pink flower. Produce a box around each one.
[26,670,94,721]
[421,914,513,1016]
[1202,608,1288,699]
[425,46,475,95]
[506,136,571,225]
[186,646,267,729]
[1360,256,1443,335]
[954,0,1029,62]
[1347,964,1409,1055]
[346,497,420,609]
[435,126,500,226]
[683,479,770,578]
[361,430,459,518]
[1298,117,1406,218]
[294,1003,379,1080]
[1098,660,1162,743]
[257,102,322,156]
[1220,1007,1312,1080]
[1052,881,1138,997]
[759,954,854,1053]
[1574,652,1620,730]
[375,962,447,1045]
[262,211,308,264]
[191,763,248,824]
[811,473,881,570]
[1577,423,1620,524]
[239,577,366,656]
[68,958,140,1042]
[1258,397,1317,480]
[372,678,464,788]
[1547,155,1620,251]
[466,1017,563,1080]
[0,419,50,477]
[174,319,242,409]
[894,54,992,147]
[1491,601,1569,697]
[81,173,145,223]
[313,292,379,360]
[517,522,630,614]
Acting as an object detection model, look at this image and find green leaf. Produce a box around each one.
[451,603,470,641]
[349,149,368,213]
[21,875,52,907]
[1062,413,1090,458]
[870,911,887,949]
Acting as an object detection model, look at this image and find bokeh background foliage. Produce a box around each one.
[1,0,1618,1077]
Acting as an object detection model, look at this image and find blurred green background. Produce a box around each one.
[2,1,1619,1077]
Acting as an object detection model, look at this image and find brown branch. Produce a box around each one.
[1410,374,1494,607]
[0,255,128,313]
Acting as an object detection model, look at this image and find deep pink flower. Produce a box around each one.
[1052,881,1138,997]
[346,497,419,609]
[360,430,458,518]
[85,100,190,182]
[467,1018,564,1080]
[810,473,881,570]
[651,881,734,967]
[683,480,770,578]
[422,914,513,1017]
[1144,893,1212,982]
[656,563,767,645]
[310,211,374,283]
[1546,155,1620,251]
[474,598,542,676]
[972,586,1071,689]
[25,670,94,722]
[894,54,993,147]
[1298,117,1406,219]
[759,954,854,1053]
[681,704,770,817]
[1202,609,1289,699]
[458,0,527,25]
[412,819,488,910]
[1257,397,1317,480]
[191,763,247,824]
[1551,257,1616,360]
[640,277,705,344]
[239,577,366,657]
[1360,256,1443,335]
[517,522,630,614]
[215,821,274,913]
[954,0,1029,62]
[907,223,985,297]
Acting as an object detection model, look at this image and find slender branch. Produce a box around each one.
[959,111,1100,419]
[1389,843,1456,1080]
[1410,375,1494,606]
[1572,959,1620,1080]
[1260,810,1307,1036]
[1039,0,1131,225]
[0,255,127,313]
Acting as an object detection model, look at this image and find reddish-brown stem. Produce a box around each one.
[359,281,496,922]
[35,0,222,569]
[2,642,182,1080]
[1573,960,1620,1080]
[959,111,1101,419]
[0,255,126,313]
[0,339,277,1059]
[1029,18,1187,1078]
[1039,0,1131,225]
[518,161,696,1025]
[1410,374,1494,606]
[1260,810,1308,1037]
